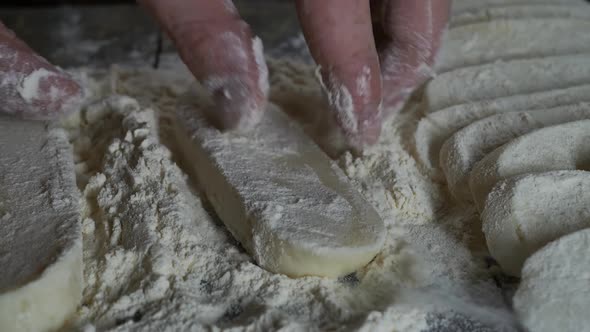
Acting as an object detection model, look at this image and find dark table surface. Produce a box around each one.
[0,1,308,68]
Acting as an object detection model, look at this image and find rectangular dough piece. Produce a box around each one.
[175,101,385,278]
[0,116,82,332]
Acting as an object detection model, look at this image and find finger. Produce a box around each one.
[296,0,382,149]
[0,21,84,120]
[379,0,451,109]
[139,0,269,131]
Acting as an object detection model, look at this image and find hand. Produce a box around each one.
[142,0,450,150]
[0,21,83,120]
[297,0,451,149]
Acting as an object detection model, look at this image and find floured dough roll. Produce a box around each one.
[469,119,590,211]
[425,55,590,111]
[450,4,590,27]
[451,0,586,15]
[0,118,82,332]
[413,84,590,172]
[176,96,385,278]
[440,103,590,202]
[482,170,590,276]
[513,229,590,332]
[439,19,590,72]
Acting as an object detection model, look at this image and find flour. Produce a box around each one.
[16,68,54,101]
[315,66,359,137]
[252,37,270,100]
[59,55,515,331]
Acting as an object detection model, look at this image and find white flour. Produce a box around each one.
[61,56,516,331]
[16,68,54,101]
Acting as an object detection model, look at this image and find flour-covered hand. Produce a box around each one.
[140,0,269,131]
[296,0,450,149]
[0,21,83,120]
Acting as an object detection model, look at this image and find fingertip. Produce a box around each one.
[197,34,269,132]
[146,0,269,131]
[379,0,451,109]
[296,0,384,149]
[202,72,267,132]
[19,70,84,120]
[0,35,84,120]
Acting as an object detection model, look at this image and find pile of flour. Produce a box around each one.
[61,55,517,331]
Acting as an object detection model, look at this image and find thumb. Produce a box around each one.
[0,21,83,120]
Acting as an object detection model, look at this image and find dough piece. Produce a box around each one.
[450,4,590,27]
[438,19,590,72]
[451,0,585,15]
[175,101,385,278]
[482,171,590,276]
[469,120,590,211]
[513,229,590,332]
[440,103,590,201]
[413,84,590,172]
[0,117,82,332]
[425,55,590,112]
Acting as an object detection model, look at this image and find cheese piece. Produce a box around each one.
[469,120,590,211]
[482,171,590,276]
[0,117,82,332]
[514,229,590,332]
[175,99,385,278]
[440,103,590,201]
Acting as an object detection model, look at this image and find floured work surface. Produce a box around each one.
[0,116,81,332]
[176,100,385,278]
[58,68,518,331]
